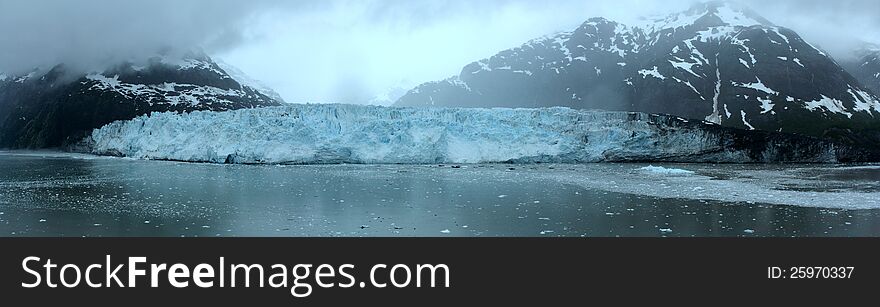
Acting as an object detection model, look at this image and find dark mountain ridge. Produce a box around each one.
[0,52,282,149]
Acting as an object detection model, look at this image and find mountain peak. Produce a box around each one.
[859,42,880,53]
[689,1,772,26]
[0,52,283,148]
[639,1,771,33]
[584,17,615,25]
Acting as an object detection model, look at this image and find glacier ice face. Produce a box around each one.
[85,104,856,164]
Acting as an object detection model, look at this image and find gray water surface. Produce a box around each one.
[1,152,879,237]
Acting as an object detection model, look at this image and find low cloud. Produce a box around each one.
[2,0,877,102]
[0,0,296,74]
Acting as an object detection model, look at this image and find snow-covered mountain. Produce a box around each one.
[0,52,283,148]
[396,1,880,146]
[843,43,880,96]
[83,104,876,164]
[215,59,286,103]
[368,83,412,106]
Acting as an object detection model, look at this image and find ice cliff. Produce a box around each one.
[84,104,876,164]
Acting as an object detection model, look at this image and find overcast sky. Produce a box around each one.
[1,0,878,104]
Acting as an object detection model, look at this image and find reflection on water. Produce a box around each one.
[0,152,879,237]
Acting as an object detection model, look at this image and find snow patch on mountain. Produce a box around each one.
[639,66,666,80]
[635,0,769,35]
[740,110,755,130]
[13,71,38,83]
[848,87,880,114]
[736,77,778,95]
[803,96,853,118]
[85,73,249,107]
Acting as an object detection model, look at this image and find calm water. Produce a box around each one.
[1,152,879,237]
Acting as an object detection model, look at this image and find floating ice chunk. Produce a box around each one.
[440,229,451,234]
[659,228,673,233]
[638,165,695,176]
[836,165,880,171]
[743,229,755,234]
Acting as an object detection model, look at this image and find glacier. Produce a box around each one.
[83,104,873,164]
